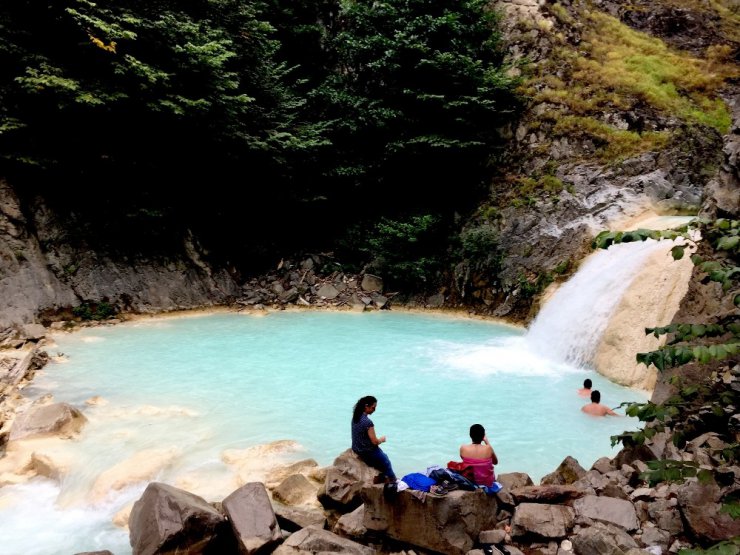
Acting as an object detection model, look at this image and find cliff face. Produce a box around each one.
[449,0,738,320]
[0,179,240,328]
[0,0,737,333]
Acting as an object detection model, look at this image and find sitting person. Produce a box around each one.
[351,395,397,483]
[459,424,498,487]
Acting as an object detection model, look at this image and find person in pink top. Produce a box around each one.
[459,424,498,487]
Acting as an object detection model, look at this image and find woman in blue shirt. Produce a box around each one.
[351,395,397,483]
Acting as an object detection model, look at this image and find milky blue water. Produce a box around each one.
[0,310,648,555]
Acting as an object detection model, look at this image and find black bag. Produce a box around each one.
[429,468,477,491]
[383,481,398,500]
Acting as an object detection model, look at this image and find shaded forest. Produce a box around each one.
[0,0,520,286]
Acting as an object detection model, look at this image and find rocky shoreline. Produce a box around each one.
[0,304,738,555]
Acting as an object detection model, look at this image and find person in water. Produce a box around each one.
[459,423,498,487]
[581,390,619,416]
[577,378,592,397]
[351,395,397,483]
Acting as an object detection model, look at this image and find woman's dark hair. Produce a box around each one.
[353,395,378,423]
[470,423,485,443]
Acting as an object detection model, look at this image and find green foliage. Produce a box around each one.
[680,537,740,555]
[636,342,739,371]
[0,0,518,265]
[72,301,116,321]
[530,7,735,162]
[638,459,711,487]
[604,218,739,494]
[362,215,447,290]
[310,0,520,217]
[460,225,503,276]
[1,0,306,173]
[518,272,554,298]
[720,494,740,519]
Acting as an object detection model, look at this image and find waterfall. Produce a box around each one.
[526,239,671,368]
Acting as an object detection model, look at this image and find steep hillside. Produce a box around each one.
[448,0,738,320]
[0,0,736,330]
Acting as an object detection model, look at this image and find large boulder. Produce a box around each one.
[571,521,639,555]
[573,495,640,532]
[9,402,87,440]
[222,482,282,554]
[319,449,380,511]
[273,474,320,507]
[274,504,327,532]
[540,456,587,485]
[678,479,740,542]
[129,482,229,555]
[362,485,498,555]
[510,502,575,540]
[272,526,374,554]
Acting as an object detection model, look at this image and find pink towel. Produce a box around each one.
[462,456,495,487]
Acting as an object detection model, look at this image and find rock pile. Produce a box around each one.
[123,433,740,555]
[234,255,394,312]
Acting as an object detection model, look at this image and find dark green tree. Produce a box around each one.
[0,0,322,259]
[309,0,519,221]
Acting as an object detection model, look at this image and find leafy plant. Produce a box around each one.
[362,214,447,290]
[680,536,740,555]
[601,219,739,488]
[310,0,521,218]
[639,459,712,487]
[72,301,116,321]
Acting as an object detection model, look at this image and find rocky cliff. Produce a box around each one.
[0,179,240,329]
[0,0,737,336]
[449,0,738,321]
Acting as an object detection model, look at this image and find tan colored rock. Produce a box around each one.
[273,526,374,555]
[90,448,179,502]
[511,503,575,539]
[273,474,321,507]
[594,241,693,389]
[333,504,366,539]
[9,402,87,441]
[274,504,327,532]
[573,495,640,532]
[265,458,319,489]
[112,502,134,529]
[363,485,498,555]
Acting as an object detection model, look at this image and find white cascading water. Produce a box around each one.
[526,239,669,367]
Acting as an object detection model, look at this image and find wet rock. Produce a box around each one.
[9,402,87,440]
[129,482,229,555]
[223,482,282,554]
[363,485,498,555]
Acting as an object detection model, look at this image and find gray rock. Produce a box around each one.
[571,521,638,555]
[10,402,87,440]
[129,482,228,555]
[319,449,380,511]
[273,526,374,554]
[678,479,740,541]
[223,482,282,554]
[363,486,498,555]
[573,495,640,531]
[511,503,575,539]
[274,504,326,532]
[360,274,383,293]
